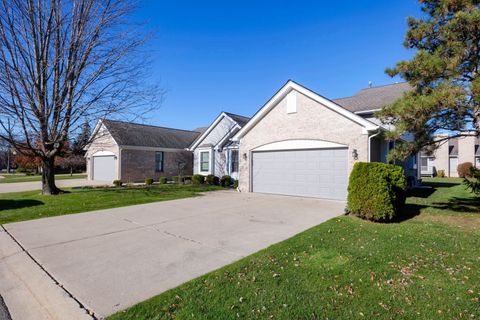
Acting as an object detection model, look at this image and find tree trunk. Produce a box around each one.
[42,157,61,195]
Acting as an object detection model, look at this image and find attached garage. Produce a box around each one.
[252,148,348,200]
[92,155,116,182]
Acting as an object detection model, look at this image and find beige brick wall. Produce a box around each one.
[237,91,369,192]
[120,149,193,182]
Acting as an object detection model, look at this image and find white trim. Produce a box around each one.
[252,139,347,152]
[354,109,381,115]
[189,112,240,151]
[232,80,379,141]
[198,149,212,175]
[214,124,240,150]
[92,150,116,157]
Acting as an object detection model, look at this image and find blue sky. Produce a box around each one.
[134,0,421,130]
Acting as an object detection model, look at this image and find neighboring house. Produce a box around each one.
[420,133,479,177]
[189,112,250,180]
[85,119,200,182]
[232,80,417,200]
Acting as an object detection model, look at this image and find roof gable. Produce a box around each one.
[189,112,251,150]
[101,119,200,149]
[233,80,379,141]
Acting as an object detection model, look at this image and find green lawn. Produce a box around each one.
[109,178,480,320]
[0,184,222,224]
[0,173,87,183]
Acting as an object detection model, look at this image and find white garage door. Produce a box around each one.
[92,156,116,182]
[252,148,348,200]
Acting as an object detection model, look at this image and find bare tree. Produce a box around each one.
[0,0,158,194]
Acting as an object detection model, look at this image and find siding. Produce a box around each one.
[193,115,239,176]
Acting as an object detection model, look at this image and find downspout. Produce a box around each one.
[368,129,381,163]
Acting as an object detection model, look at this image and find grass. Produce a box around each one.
[109,177,480,320]
[0,184,222,224]
[0,173,87,183]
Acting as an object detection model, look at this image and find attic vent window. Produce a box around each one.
[287,91,297,114]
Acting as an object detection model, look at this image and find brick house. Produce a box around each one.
[85,119,201,182]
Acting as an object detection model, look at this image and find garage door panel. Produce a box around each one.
[93,156,116,182]
[252,148,348,200]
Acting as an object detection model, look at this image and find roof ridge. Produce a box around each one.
[103,119,200,134]
[359,82,409,91]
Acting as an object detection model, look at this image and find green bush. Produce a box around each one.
[220,175,232,187]
[173,175,193,184]
[437,169,445,178]
[192,174,205,185]
[145,178,154,185]
[233,180,239,188]
[159,177,167,184]
[205,174,219,186]
[457,162,473,178]
[347,162,407,222]
[113,180,123,187]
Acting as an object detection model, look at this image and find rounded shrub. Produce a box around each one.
[205,174,219,186]
[233,180,239,188]
[457,162,473,178]
[145,178,154,185]
[113,180,123,187]
[192,174,205,185]
[436,169,445,178]
[159,177,167,184]
[347,162,407,222]
[220,175,232,187]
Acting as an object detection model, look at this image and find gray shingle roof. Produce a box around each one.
[224,112,251,127]
[334,82,412,113]
[102,119,201,149]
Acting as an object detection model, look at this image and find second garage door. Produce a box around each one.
[92,156,116,182]
[252,148,348,200]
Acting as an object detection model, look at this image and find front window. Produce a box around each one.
[476,157,480,168]
[155,151,164,172]
[231,150,239,173]
[200,151,210,172]
[420,157,428,172]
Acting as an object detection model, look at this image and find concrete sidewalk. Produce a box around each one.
[2,191,345,318]
[0,227,92,320]
[0,179,109,194]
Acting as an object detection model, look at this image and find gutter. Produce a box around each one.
[368,129,381,162]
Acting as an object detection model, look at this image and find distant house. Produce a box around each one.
[85,119,201,182]
[189,112,250,180]
[420,134,479,177]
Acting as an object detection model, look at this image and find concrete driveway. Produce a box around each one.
[0,179,109,193]
[1,191,344,319]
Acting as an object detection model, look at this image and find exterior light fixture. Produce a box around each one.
[352,149,358,160]
[242,153,247,160]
